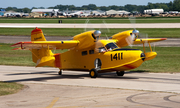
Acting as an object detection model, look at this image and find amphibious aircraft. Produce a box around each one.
[11,27,166,78]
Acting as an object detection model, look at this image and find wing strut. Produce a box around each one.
[143,42,157,61]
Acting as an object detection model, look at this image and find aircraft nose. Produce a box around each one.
[141,53,146,61]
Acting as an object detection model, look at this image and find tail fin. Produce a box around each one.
[31,28,55,67]
[31,27,46,41]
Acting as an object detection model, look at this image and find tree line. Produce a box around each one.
[1,0,180,13]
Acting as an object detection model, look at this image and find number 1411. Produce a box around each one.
[111,53,123,61]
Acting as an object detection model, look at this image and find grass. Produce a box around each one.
[0,43,66,66]
[0,81,24,96]
[0,28,180,38]
[0,43,180,73]
[1,17,180,23]
[131,46,180,73]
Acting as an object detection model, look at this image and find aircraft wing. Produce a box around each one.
[133,38,167,45]
[11,40,79,50]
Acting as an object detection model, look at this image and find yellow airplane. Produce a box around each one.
[11,27,166,78]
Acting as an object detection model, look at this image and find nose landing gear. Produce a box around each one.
[116,71,124,76]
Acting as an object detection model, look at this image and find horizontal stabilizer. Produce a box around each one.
[11,40,79,50]
[12,47,23,50]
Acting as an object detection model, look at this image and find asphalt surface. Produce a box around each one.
[0,65,180,108]
[1,23,180,28]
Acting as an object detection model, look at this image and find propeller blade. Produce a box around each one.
[139,33,149,45]
[84,19,94,32]
[128,16,136,30]
[125,35,134,47]
[99,20,110,39]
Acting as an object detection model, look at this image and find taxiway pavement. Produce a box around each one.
[0,65,180,108]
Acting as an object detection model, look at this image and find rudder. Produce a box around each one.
[31,28,55,67]
[31,27,46,41]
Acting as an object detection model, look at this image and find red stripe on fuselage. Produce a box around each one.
[123,64,135,69]
[54,53,61,67]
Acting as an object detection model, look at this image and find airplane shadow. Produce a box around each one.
[4,70,145,82]
[6,71,57,76]
[127,70,150,74]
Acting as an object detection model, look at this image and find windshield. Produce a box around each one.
[105,43,118,51]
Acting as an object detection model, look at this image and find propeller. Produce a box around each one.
[126,16,149,47]
[84,19,111,53]
[84,19,110,39]
[99,20,110,39]
[125,17,138,47]
[84,19,94,32]
[128,16,136,30]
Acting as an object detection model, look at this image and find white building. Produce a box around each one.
[31,9,59,16]
[169,11,179,14]
[63,10,91,17]
[106,10,130,15]
[118,10,130,15]
[4,11,21,17]
[106,10,119,15]
[92,10,105,16]
[144,9,164,14]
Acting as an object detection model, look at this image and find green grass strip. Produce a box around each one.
[0,18,180,23]
[0,81,24,96]
[131,46,180,73]
[0,28,180,38]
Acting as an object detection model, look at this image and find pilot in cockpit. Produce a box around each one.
[99,42,118,53]
[105,43,118,51]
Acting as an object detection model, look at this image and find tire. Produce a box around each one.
[89,69,98,78]
[58,70,62,75]
[116,71,124,76]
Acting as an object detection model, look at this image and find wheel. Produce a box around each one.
[116,71,124,76]
[89,69,98,78]
[58,70,62,75]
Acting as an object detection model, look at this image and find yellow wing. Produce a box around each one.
[110,30,167,47]
[11,27,99,50]
[133,38,167,45]
[11,40,79,50]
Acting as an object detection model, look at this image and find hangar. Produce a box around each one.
[31,9,59,16]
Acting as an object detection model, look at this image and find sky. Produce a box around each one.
[1,0,173,8]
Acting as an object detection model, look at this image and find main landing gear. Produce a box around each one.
[59,69,124,78]
[58,70,62,75]
[89,69,125,78]
[116,71,124,76]
[89,69,98,78]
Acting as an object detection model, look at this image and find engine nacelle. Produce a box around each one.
[111,30,133,47]
[73,30,98,50]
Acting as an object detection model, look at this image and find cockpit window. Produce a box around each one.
[98,47,106,53]
[105,43,118,51]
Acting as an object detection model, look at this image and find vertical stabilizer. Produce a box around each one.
[31,27,46,41]
[30,28,55,67]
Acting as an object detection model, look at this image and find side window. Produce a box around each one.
[89,50,94,54]
[82,51,88,56]
[98,47,106,53]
